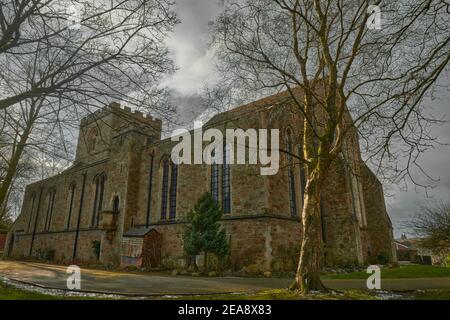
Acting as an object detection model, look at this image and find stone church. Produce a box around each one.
[6,89,397,272]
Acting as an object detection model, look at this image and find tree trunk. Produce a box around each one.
[0,191,9,220]
[192,257,199,272]
[204,252,208,274]
[290,170,327,293]
[0,129,31,211]
[0,100,39,212]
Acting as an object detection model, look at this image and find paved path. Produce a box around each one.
[0,261,449,296]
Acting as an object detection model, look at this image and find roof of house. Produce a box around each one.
[395,238,428,249]
[394,241,414,250]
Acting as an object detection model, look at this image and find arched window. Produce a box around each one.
[113,195,120,213]
[211,151,219,203]
[44,188,56,231]
[27,193,36,233]
[222,143,231,214]
[91,173,106,227]
[160,158,169,220]
[286,129,297,216]
[66,183,76,230]
[169,162,178,220]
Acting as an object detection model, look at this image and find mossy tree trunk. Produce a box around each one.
[290,168,327,293]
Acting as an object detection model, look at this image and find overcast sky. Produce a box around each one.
[166,0,450,238]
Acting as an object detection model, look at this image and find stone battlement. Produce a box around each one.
[80,102,162,127]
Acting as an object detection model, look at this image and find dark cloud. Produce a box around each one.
[387,81,450,237]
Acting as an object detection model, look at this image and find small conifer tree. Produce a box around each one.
[183,193,229,272]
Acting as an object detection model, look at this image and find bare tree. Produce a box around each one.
[0,0,178,111]
[0,0,178,212]
[408,200,450,257]
[210,0,449,293]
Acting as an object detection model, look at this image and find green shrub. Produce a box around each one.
[36,248,55,261]
[161,255,183,270]
[376,252,389,265]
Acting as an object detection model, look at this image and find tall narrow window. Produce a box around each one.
[44,189,56,231]
[222,143,231,214]
[66,184,76,230]
[160,159,169,220]
[146,155,154,226]
[27,193,36,233]
[91,174,106,227]
[286,130,297,216]
[211,151,219,203]
[113,195,120,213]
[169,162,178,220]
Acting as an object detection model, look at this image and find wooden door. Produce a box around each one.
[141,230,162,269]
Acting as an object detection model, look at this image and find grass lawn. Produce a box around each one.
[0,281,105,300]
[168,289,450,300]
[0,282,60,300]
[0,281,376,300]
[1,281,449,300]
[414,289,450,300]
[322,265,450,279]
[162,289,379,300]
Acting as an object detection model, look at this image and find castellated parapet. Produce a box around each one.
[80,102,161,127]
[75,103,162,164]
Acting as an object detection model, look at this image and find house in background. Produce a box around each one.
[395,235,447,265]
[394,240,418,262]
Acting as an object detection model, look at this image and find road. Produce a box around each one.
[0,261,449,296]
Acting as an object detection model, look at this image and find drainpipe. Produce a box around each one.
[72,172,87,261]
[29,188,43,257]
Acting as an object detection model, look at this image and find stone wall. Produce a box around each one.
[321,158,363,266]
[6,104,162,266]
[361,164,397,263]
[6,89,396,272]
[146,216,302,273]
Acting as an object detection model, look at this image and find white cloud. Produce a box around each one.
[161,38,217,95]
[160,0,222,95]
